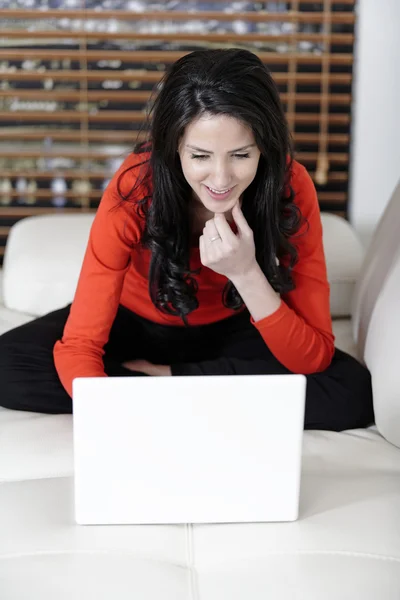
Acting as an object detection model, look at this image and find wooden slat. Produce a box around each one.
[2,30,355,44]
[295,114,350,125]
[317,192,347,203]
[0,227,10,237]
[0,10,356,24]
[1,71,354,85]
[0,90,352,106]
[3,191,103,200]
[0,150,350,163]
[296,153,349,164]
[0,110,144,123]
[0,207,96,217]
[290,94,351,105]
[0,171,113,180]
[0,130,137,142]
[0,170,349,182]
[0,0,355,7]
[294,133,349,144]
[0,111,351,125]
[0,90,154,102]
[324,172,348,182]
[0,150,125,159]
[0,130,350,144]
[0,49,354,65]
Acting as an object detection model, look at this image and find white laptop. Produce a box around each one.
[72,374,306,525]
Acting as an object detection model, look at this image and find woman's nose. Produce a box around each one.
[210,165,232,190]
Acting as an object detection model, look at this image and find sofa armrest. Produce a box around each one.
[364,254,400,448]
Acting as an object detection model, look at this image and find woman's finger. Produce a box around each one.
[231,202,252,235]
[199,234,207,263]
[212,212,237,243]
[203,220,219,241]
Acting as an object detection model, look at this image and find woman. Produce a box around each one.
[0,48,374,431]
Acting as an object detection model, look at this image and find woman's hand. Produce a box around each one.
[199,201,257,279]
[122,359,172,376]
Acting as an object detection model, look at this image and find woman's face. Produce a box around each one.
[178,113,261,221]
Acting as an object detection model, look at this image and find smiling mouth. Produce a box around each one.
[206,186,232,194]
[204,185,235,200]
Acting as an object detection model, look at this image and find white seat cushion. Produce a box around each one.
[1,404,399,598]
[0,271,33,334]
[0,291,397,596]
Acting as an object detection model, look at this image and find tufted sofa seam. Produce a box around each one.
[0,549,399,563]
[185,524,199,600]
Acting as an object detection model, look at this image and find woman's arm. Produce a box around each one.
[231,163,335,374]
[53,155,146,397]
[229,262,282,321]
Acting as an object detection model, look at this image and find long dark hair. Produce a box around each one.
[117,48,304,325]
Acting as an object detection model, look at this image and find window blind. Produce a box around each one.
[0,1,356,263]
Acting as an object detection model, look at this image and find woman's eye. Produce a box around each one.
[190,153,250,160]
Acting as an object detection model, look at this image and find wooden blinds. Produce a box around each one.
[0,1,356,263]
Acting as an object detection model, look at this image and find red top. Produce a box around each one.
[54,152,335,397]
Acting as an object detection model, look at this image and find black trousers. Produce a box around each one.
[0,304,374,431]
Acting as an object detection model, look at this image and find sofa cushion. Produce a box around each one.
[1,404,400,598]
[0,303,34,335]
[2,214,94,317]
[320,213,365,318]
[331,318,358,359]
[1,281,399,597]
[2,212,363,318]
[0,406,394,484]
[0,270,34,333]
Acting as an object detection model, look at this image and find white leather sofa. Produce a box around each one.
[1,183,400,599]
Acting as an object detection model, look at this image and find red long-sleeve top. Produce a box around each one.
[54,152,335,397]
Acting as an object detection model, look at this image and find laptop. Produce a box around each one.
[72,374,306,525]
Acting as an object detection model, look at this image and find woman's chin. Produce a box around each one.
[192,189,241,220]
[202,193,239,211]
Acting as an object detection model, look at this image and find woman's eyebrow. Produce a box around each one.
[186,144,256,154]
